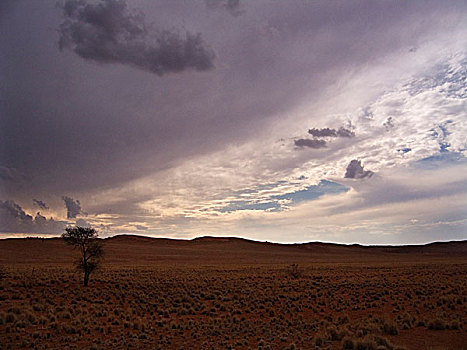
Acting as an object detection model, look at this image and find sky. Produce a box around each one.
[1,0,466,244]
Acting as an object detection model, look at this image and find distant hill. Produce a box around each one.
[0,235,466,267]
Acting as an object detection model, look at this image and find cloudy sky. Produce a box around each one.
[1,0,466,244]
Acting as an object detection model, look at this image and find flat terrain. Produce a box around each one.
[0,236,466,349]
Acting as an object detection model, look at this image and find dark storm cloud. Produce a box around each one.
[33,199,49,210]
[0,200,65,234]
[344,160,374,179]
[1,0,464,202]
[0,200,32,222]
[308,127,355,138]
[294,139,327,149]
[58,0,215,75]
[62,196,82,218]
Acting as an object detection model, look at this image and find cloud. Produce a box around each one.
[344,160,374,179]
[62,196,82,218]
[273,180,349,204]
[58,0,215,75]
[294,139,327,149]
[308,127,355,138]
[206,0,244,17]
[70,52,466,240]
[333,158,467,216]
[0,166,25,182]
[187,180,348,215]
[75,218,91,227]
[0,200,32,223]
[308,127,337,137]
[2,0,466,242]
[0,166,15,181]
[0,200,66,234]
[218,200,281,213]
[32,199,49,210]
[383,117,394,130]
[336,127,355,138]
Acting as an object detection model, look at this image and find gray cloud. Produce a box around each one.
[308,127,355,138]
[344,160,374,179]
[0,200,32,223]
[33,199,49,210]
[308,127,337,137]
[0,200,66,234]
[206,0,244,17]
[0,166,25,182]
[360,106,374,120]
[0,166,14,181]
[336,127,355,138]
[75,218,91,227]
[62,196,82,218]
[58,0,215,75]
[0,0,16,20]
[331,159,467,220]
[383,117,394,130]
[294,139,327,149]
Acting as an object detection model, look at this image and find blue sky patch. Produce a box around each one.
[398,147,412,154]
[218,180,349,213]
[273,180,349,204]
[414,151,466,169]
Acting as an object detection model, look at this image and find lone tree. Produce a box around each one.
[62,226,104,286]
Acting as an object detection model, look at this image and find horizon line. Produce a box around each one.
[1,232,466,248]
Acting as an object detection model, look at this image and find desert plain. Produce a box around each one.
[0,236,466,350]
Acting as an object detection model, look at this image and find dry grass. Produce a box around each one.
[0,237,466,349]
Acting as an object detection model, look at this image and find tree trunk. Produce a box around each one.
[83,271,89,286]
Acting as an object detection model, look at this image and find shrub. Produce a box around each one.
[428,319,446,330]
[382,320,398,335]
[288,264,302,279]
[342,337,355,349]
[355,336,378,350]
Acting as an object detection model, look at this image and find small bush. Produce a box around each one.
[428,319,446,330]
[342,337,355,349]
[355,336,378,350]
[382,321,398,335]
[288,264,302,278]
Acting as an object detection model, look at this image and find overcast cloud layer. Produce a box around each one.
[1,0,466,243]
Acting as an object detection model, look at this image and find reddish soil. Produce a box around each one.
[0,236,466,349]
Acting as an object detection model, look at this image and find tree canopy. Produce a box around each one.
[62,226,104,286]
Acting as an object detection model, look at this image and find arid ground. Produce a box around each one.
[0,236,466,350]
